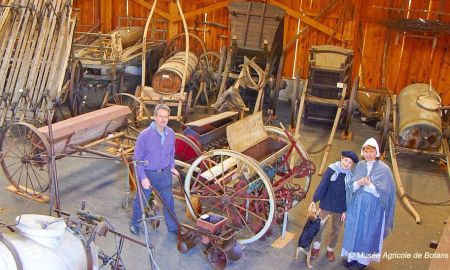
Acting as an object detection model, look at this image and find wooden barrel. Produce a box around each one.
[115,26,144,49]
[152,52,198,95]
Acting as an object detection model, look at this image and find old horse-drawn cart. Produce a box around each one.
[378,83,450,223]
[0,105,133,204]
[179,112,314,244]
[69,16,167,116]
[217,1,285,113]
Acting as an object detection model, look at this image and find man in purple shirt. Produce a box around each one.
[130,104,179,235]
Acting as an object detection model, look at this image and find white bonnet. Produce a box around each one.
[361,137,380,157]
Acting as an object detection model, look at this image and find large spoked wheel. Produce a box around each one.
[343,75,359,137]
[102,93,151,136]
[162,33,207,62]
[378,96,392,155]
[68,60,86,116]
[174,133,202,194]
[199,51,222,100]
[183,90,193,123]
[175,133,202,163]
[184,149,275,244]
[264,126,313,200]
[0,123,51,197]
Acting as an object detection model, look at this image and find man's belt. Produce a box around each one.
[146,167,169,173]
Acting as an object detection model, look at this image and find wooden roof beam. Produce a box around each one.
[267,0,344,42]
[171,0,228,22]
[132,0,171,20]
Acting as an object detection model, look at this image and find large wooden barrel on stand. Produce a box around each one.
[152,52,198,95]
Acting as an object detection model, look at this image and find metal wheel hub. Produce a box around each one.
[221,194,232,206]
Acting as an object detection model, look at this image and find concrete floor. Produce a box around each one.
[1,100,449,270]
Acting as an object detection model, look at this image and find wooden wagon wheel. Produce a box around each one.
[343,75,360,138]
[102,93,151,137]
[264,126,313,199]
[184,149,275,245]
[175,133,202,163]
[184,90,193,123]
[199,51,222,98]
[68,60,85,116]
[162,32,207,62]
[378,96,392,155]
[0,122,51,197]
[174,133,202,193]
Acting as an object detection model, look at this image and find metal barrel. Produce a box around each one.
[152,52,199,95]
[397,83,442,150]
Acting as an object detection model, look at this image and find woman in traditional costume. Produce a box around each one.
[341,138,396,270]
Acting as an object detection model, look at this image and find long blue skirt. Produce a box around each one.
[342,190,385,255]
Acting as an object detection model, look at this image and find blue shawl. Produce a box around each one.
[329,161,352,183]
[346,160,396,238]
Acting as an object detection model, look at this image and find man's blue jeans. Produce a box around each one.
[131,168,178,232]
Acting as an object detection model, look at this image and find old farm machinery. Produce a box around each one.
[0,0,75,127]
[0,105,133,205]
[133,0,216,123]
[0,205,162,270]
[216,1,285,114]
[179,112,314,244]
[291,45,357,175]
[69,16,167,116]
[379,83,450,223]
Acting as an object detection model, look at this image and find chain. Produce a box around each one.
[404,193,450,206]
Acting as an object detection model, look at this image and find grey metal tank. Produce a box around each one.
[397,83,442,150]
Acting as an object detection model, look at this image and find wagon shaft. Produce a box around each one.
[0,0,75,126]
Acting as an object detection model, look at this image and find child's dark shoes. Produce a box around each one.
[326,250,335,261]
[310,248,320,259]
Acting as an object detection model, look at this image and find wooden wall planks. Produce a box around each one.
[65,0,450,104]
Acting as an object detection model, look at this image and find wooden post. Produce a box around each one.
[167,0,178,39]
[317,84,348,175]
[294,79,308,138]
[100,0,113,34]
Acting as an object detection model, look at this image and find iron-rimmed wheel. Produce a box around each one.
[184,149,275,245]
[0,122,51,197]
[199,51,222,100]
[68,60,84,116]
[343,75,359,137]
[162,33,207,62]
[175,133,202,163]
[102,93,151,136]
[183,90,193,123]
[264,126,313,198]
[379,96,392,155]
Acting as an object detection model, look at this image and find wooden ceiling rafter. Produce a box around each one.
[266,0,345,42]
[132,0,171,20]
[172,0,228,22]
[132,0,344,42]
